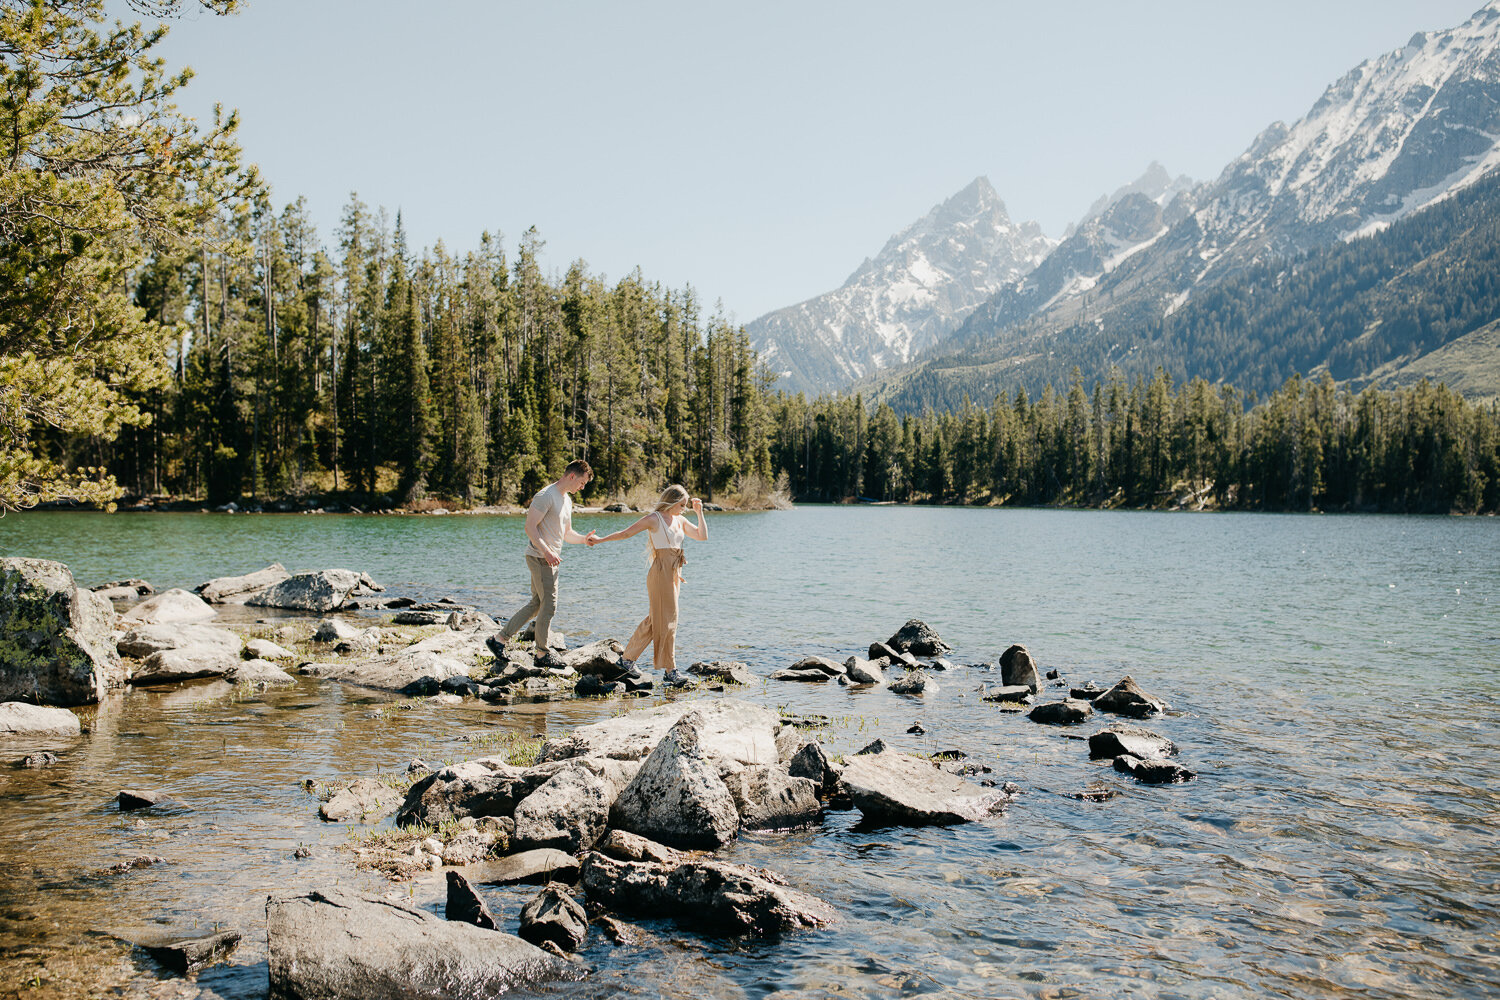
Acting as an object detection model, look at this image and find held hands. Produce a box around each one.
[585,530,599,547]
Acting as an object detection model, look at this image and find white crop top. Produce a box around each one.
[647,511,686,549]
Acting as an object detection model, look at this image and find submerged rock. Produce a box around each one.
[266,887,581,999]
[580,852,836,936]
[0,558,123,706]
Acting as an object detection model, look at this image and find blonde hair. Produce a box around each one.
[652,484,689,513]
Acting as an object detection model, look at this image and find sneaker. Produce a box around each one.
[615,657,646,683]
[486,635,507,659]
[663,668,691,689]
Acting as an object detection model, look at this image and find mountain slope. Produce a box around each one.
[745,177,1054,396]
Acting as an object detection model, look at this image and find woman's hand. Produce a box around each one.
[691,497,703,513]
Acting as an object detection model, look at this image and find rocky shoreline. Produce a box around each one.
[0,556,1198,998]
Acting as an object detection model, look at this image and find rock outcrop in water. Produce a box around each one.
[0,558,123,706]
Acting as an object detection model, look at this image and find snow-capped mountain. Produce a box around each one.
[746,177,1055,395]
[930,0,1500,381]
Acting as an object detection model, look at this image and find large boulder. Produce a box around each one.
[397,758,542,828]
[839,750,1010,826]
[0,558,123,706]
[1089,723,1178,760]
[196,563,290,604]
[247,570,363,613]
[999,644,1041,693]
[580,852,836,936]
[884,619,951,657]
[610,712,741,849]
[537,697,786,767]
[722,765,821,831]
[120,588,216,625]
[0,701,81,737]
[1094,675,1167,718]
[265,888,581,1000]
[511,757,639,853]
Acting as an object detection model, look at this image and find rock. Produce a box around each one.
[226,658,296,686]
[1113,754,1195,784]
[538,697,786,768]
[0,558,124,706]
[244,638,296,660]
[839,751,1010,826]
[999,644,1041,694]
[1068,786,1120,802]
[1094,675,1167,718]
[789,655,845,676]
[787,741,838,798]
[0,702,81,737]
[1027,698,1094,725]
[580,852,836,936]
[397,759,544,827]
[890,669,936,695]
[266,887,581,999]
[596,829,687,865]
[884,619,951,657]
[610,712,742,849]
[120,588,216,625]
[440,831,497,866]
[311,618,365,643]
[1088,723,1178,760]
[868,641,902,662]
[118,788,186,811]
[1071,682,1106,700]
[843,657,885,685]
[457,849,581,886]
[928,657,954,671]
[982,684,1035,706]
[518,882,588,952]
[392,610,450,626]
[138,929,241,974]
[302,649,475,694]
[723,765,822,831]
[248,570,363,613]
[196,563,290,604]
[445,870,499,929]
[769,668,831,683]
[91,578,153,596]
[687,660,755,685]
[573,675,624,697]
[319,778,402,823]
[511,757,639,853]
[854,738,887,756]
[21,750,59,767]
[132,643,242,685]
[1045,668,1061,680]
[118,623,242,661]
[546,639,625,677]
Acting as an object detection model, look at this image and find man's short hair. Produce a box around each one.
[564,459,592,481]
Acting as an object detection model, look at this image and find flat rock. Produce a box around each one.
[687,660,755,685]
[120,588,216,625]
[839,751,1009,826]
[983,684,1035,705]
[138,929,241,974]
[596,830,687,865]
[1089,723,1178,760]
[118,624,241,660]
[1028,698,1094,725]
[457,849,581,886]
[769,668,831,683]
[132,644,241,685]
[0,558,124,706]
[301,649,474,694]
[312,618,365,643]
[1113,754,1195,784]
[196,563,290,604]
[580,852,836,936]
[244,638,296,660]
[266,887,580,999]
[538,697,785,768]
[118,788,186,811]
[320,777,402,823]
[1094,675,1167,718]
[789,656,845,676]
[0,702,81,737]
[226,658,296,685]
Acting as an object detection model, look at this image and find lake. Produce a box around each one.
[1,506,1497,999]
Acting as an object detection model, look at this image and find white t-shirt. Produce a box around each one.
[526,483,571,560]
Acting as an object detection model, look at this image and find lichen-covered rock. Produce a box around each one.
[0,558,123,706]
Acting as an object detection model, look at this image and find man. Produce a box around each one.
[495,459,596,656]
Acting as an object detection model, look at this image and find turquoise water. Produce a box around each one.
[1,507,1497,998]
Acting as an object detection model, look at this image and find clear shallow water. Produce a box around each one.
[1,507,1497,999]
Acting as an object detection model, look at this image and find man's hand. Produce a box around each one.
[585,531,599,547]
[544,548,561,567]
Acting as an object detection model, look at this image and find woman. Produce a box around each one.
[589,484,707,683]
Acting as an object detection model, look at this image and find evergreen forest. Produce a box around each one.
[4,0,1499,516]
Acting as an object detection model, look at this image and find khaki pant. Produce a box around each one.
[623,548,685,672]
[501,554,561,649]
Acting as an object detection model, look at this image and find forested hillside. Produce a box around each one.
[873,169,1500,412]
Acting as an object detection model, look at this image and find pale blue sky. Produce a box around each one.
[149,1,1484,322]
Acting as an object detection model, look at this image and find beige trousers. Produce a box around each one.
[501,554,561,649]
[623,548,685,672]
